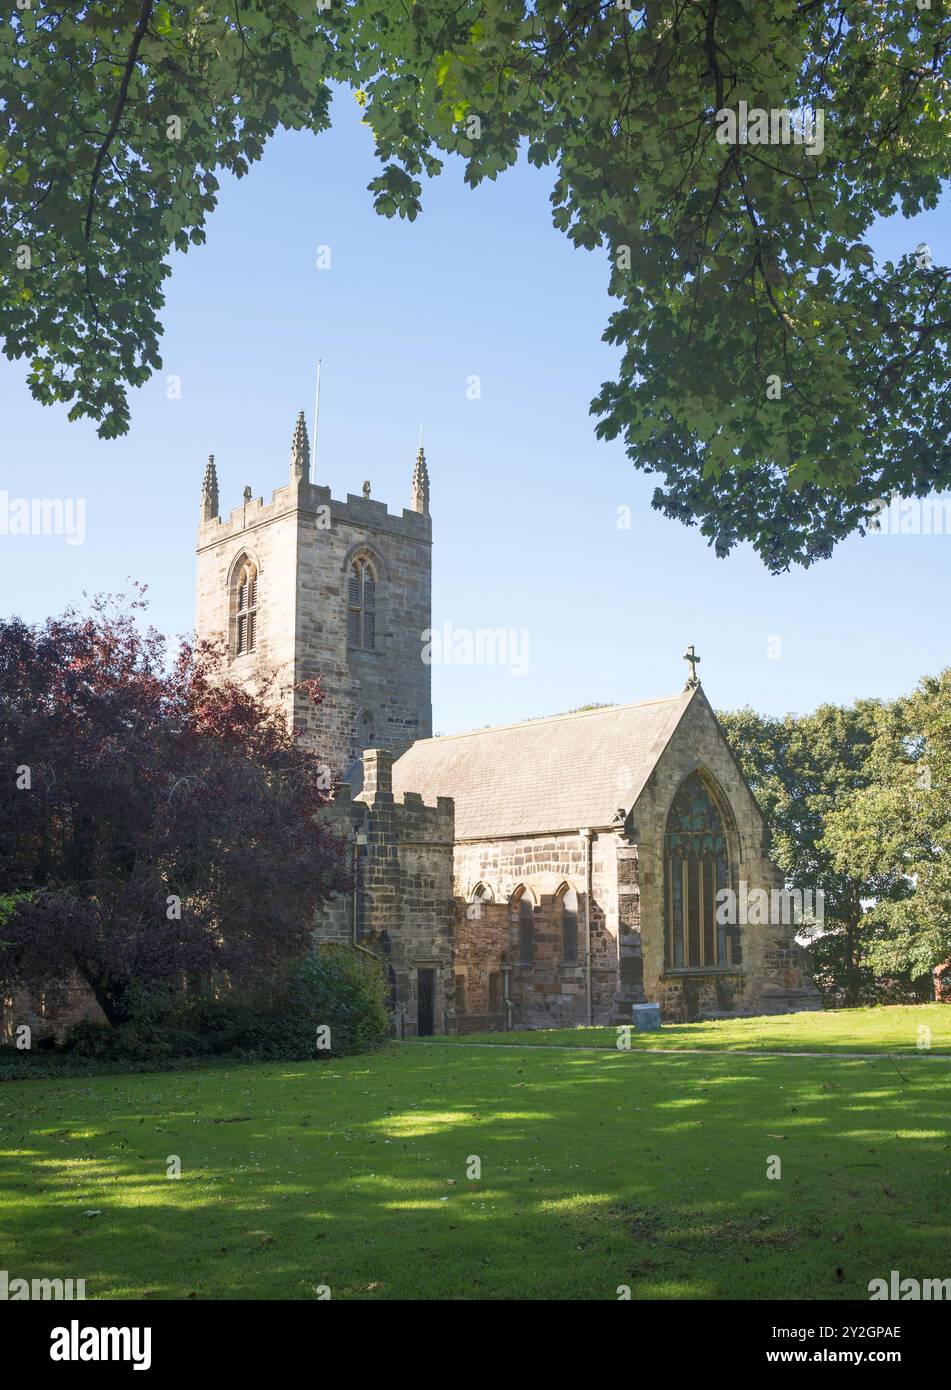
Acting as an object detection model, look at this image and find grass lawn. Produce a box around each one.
[2,1007,949,1300]
[424,1004,951,1054]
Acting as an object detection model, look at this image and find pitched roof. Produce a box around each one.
[391,689,695,839]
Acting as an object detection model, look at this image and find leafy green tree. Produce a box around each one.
[719,700,916,1004]
[821,671,951,991]
[0,592,351,1026]
[3,3,950,567]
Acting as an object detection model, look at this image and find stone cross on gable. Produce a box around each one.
[682,644,701,688]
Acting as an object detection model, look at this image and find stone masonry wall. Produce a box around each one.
[293,487,432,776]
[311,750,456,1037]
[450,831,620,1029]
[1,974,107,1047]
[452,900,510,1029]
[195,480,301,733]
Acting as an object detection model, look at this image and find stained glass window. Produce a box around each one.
[663,773,737,969]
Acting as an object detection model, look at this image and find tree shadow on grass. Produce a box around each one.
[1,1048,948,1300]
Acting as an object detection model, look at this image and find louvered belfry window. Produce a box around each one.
[348,558,376,651]
[235,562,258,655]
[663,772,735,969]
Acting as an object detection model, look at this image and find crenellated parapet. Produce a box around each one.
[197,478,432,553]
[197,409,432,555]
[357,748,454,843]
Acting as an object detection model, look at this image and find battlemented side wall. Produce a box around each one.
[312,750,455,1037]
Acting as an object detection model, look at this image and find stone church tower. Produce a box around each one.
[195,412,433,777]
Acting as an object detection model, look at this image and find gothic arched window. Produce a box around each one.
[663,772,734,969]
[470,882,494,906]
[235,560,258,655]
[511,886,534,965]
[557,884,579,963]
[348,557,376,651]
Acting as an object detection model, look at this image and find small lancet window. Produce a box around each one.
[348,557,376,651]
[511,886,534,965]
[235,561,258,655]
[557,884,579,963]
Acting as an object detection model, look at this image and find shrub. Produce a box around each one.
[283,944,391,1056]
[59,1018,204,1060]
[53,944,391,1066]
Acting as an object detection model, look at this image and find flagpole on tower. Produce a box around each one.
[312,358,322,484]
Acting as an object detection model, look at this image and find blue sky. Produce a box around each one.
[1,94,948,736]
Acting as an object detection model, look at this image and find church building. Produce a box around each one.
[195,415,820,1035]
